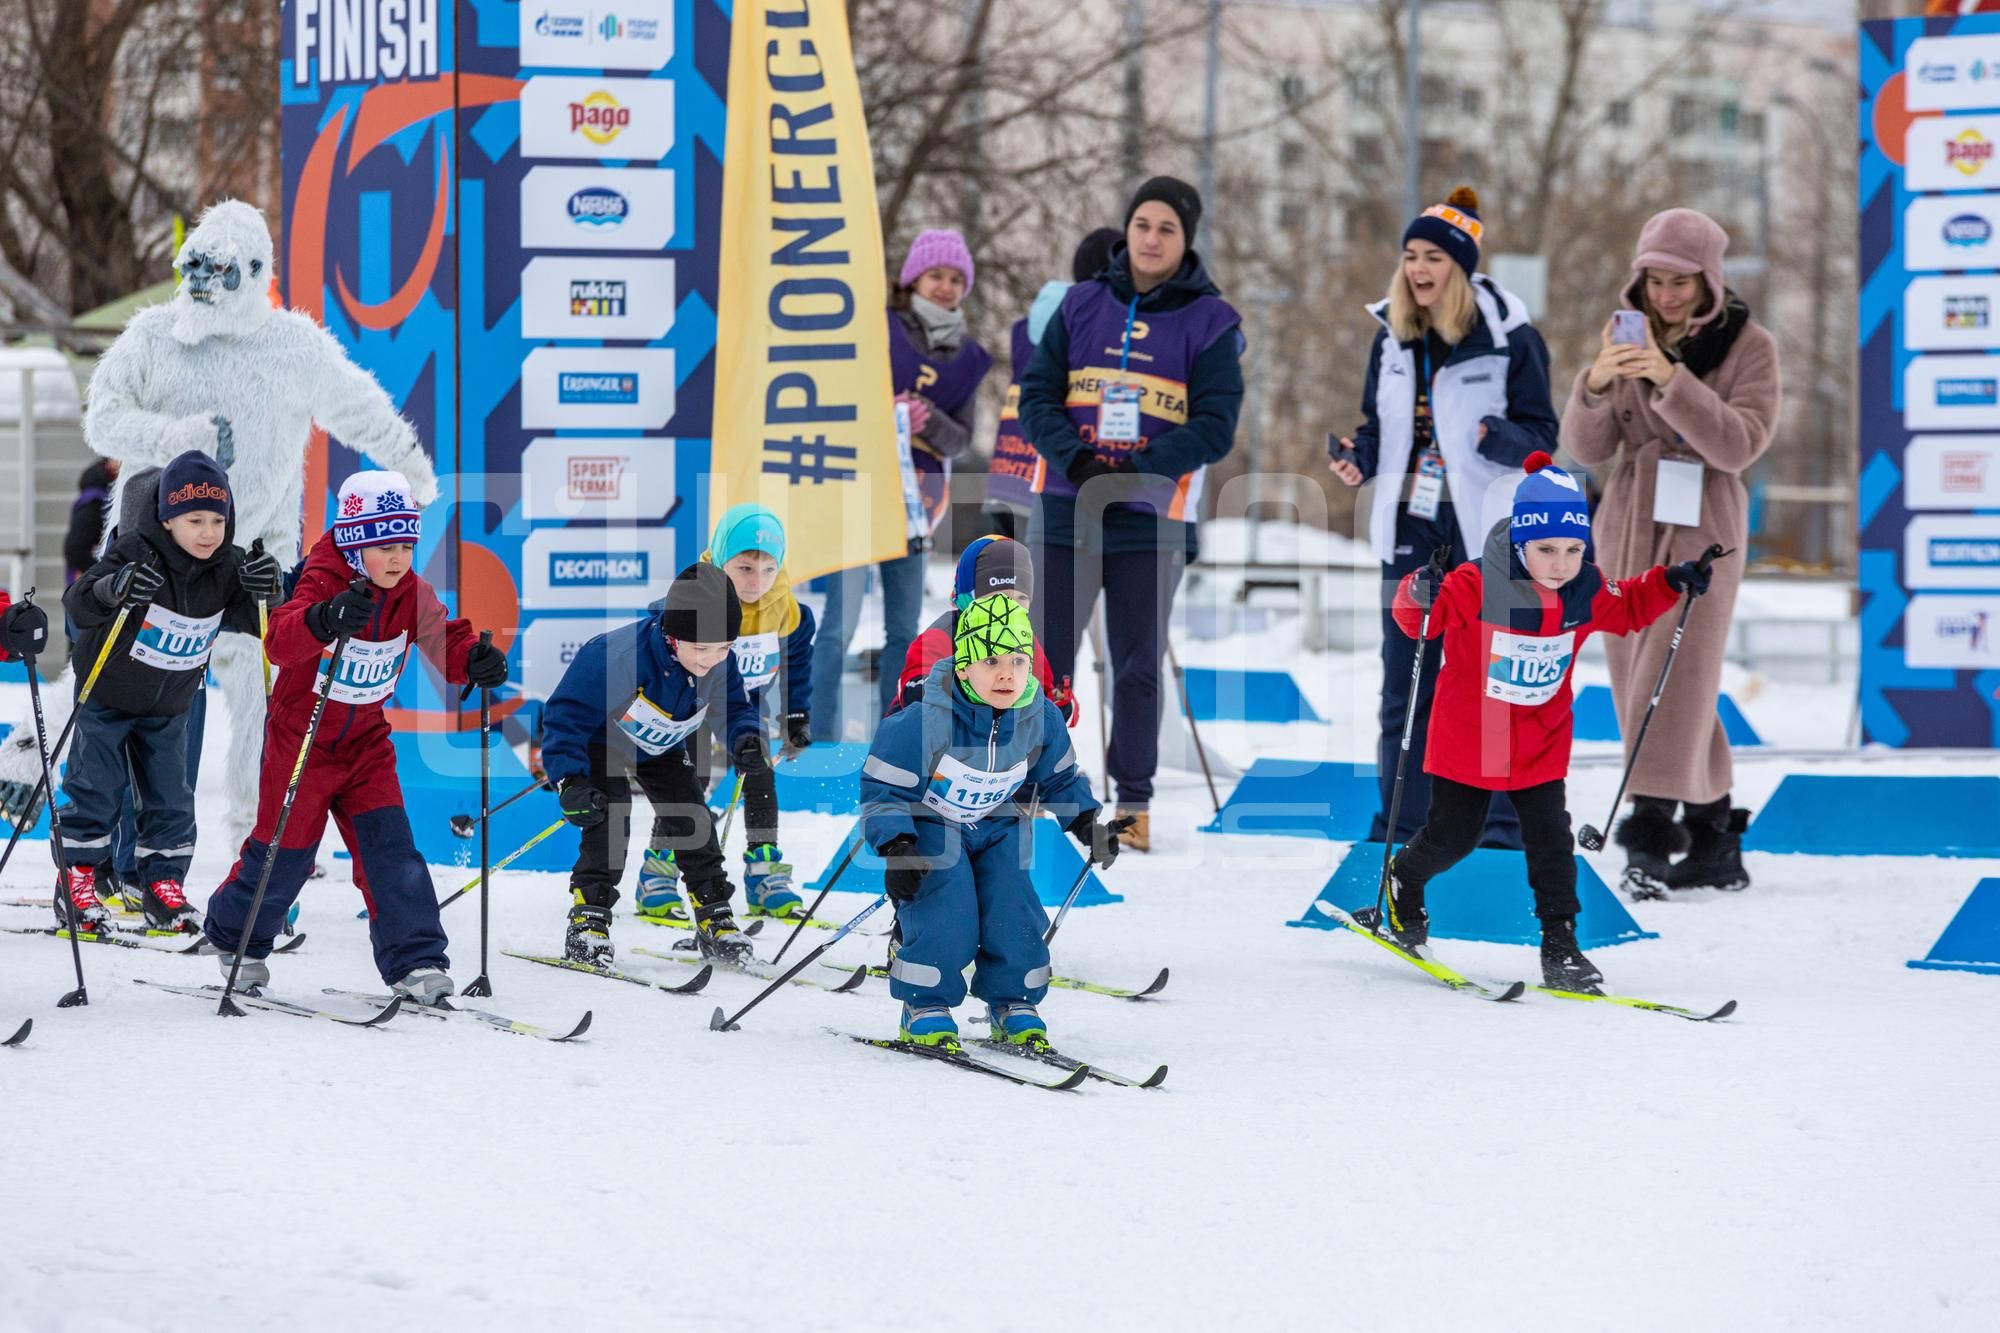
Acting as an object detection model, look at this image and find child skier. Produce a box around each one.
[544,561,763,967]
[54,453,282,932]
[636,504,816,925]
[202,470,509,1000]
[889,534,1077,725]
[859,593,1128,1051]
[1362,451,1712,991]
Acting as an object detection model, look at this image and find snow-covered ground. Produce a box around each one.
[3,586,1998,1332]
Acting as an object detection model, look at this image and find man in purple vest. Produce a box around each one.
[1017,177,1245,853]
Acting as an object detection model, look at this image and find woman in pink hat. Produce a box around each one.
[808,229,993,741]
[1560,208,1781,900]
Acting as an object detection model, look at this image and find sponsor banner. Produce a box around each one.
[1905,275,2000,350]
[520,166,676,250]
[710,0,904,583]
[522,527,676,610]
[520,4,674,72]
[521,436,678,521]
[1904,194,2000,271]
[518,614,631,700]
[1905,435,2000,509]
[1905,593,2000,667]
[1905,34,2000,112]
[1905,514,2000,588]
[522,346,676,428]
[521,256,678,341]
[1905,353,2000,428]
[520,75,675,161]
[1906,114,2000,192]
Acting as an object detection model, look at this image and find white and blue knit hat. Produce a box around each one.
[332,470,421,572]
[1510,452,1591,544]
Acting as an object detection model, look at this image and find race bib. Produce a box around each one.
[1485,630,1575,707]
[922,754,1029,825]
[732,632,782,693]
[1099,381,1144,443]
[129,605,222,673]
[617,694,706,756]
[313,633,409,706]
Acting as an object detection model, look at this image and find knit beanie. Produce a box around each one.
[899,228,975,295]
[1403,185,1484,277]
[1072,227,1122,283]
[157,450,232,522]
[952,535,1035,609]
[1510,452,1591,544]
[332,470,420,552]
[953,593,1039,708]
[710,502,786,569]
[660,561,742,644]
[1124,176,1202,247]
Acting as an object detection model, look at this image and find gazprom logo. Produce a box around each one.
[568,187,629,227]
[1937,377,1999,407]
[550,552,650,586]
[559,372,638,404]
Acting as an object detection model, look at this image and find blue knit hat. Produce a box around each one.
[1403,186,1484,277]
[710,502,785,569]
[1511,452,1591,544]
[157,451,232,522]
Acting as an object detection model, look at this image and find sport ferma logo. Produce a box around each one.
[569,91,630,145]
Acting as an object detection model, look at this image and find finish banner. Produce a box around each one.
[712,0,903,582]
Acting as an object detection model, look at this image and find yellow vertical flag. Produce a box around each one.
[711,0,904,583]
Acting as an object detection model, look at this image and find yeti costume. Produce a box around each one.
[0,201,439,848]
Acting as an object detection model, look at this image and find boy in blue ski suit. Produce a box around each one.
[859,593,1128,1049]
[543,562,765,966]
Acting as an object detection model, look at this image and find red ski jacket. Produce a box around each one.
[265,530,474,755]
[1394,535,1679,791]
[892,608,1077,725]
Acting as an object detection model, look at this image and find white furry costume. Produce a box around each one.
[0,201,437,849]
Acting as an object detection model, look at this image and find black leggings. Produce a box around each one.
[740,764,779,850]
[571,744,729,909]
[1393,775,1580,922]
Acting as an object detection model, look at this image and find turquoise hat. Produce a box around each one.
[710,502,786,568]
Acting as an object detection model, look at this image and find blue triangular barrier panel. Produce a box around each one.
[1178,666,1322,724]
[1289,841,1656,948]
[1745,774,2000,857]
[806,817,1121,910]
[772,741,866,816]
[1908,879,2000,975]
[1570,685,1762,746]
[392,730,577,876]
[1201,757,1378,840]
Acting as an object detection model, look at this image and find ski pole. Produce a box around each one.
[218,577,371,1016]
[1376,546,1450,923]
[1042,816,1135,947]
[251,539,273,696]
[438,818,567,910]
[1578,544,1728,852]
[463,630,496,998]
[715,772,745,853]
[1164,638,1221,816]
[12,592,89,1007]
[767,836,862,970]
[708,893,889,1032]
[448,776,549,839]
[1089,604,1112,804]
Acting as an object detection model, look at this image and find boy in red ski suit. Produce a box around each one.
[1371,451,1712,991]
[890,535,1076,725]
[201,470,508,1000]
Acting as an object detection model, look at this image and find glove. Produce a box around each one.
[0,601,49,660]
[880,834,929,903]
[1068,812,1137,869]
[732,731,771,776]
[304,582,375,642]
[1665,560,1713,597]
[780,711,812,761]
[240,541,283,602]
[96,561,164,611]
[559,777,608,829]
[464,640,509,689]
[1407,563,1443,610]
[1065,453,1134,488]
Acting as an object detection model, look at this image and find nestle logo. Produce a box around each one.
[568,187,629,226]
[558,372,638,404]
[1945,214,1993,247]
[567,456,627,500]
[550,553,650,586]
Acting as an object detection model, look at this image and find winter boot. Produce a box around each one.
[691,896,756,967]
[1539,916,1604,994]
[1667,799,1751,893]
[987,1001,1049,1048]
[53,865,110,932]
[142,878,200,933]
[742,844,804,918]
[634,848,688,922]
[565,895,614,967]
[1115,807,1151,853]
[391,967,456,1007]
[1614,797,1687,903]
[216,951,271,991]
[899,1003,961,1050]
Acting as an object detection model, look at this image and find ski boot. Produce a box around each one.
[634,848,688,923]
[103,867,144,913]
[53,865,110,932]
[1351,861,1430,957]
[1667,799,1750,893]
[284,900,301,936]
[1614,797,1686,902]
[391,967,456,1007]
[142,878,200,933]
[986,1001,1049,1050]
[216,951,271,991]
[1539,917,1604,994]
[742,844,804,919]
[899,1003,961,1050]
[565,896,614,967]
[691,897,756,967]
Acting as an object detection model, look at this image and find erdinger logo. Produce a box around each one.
[568,187,628,227]
[1937,610,1990,652]
[1943,452,1989,493]
[569,92,630,145]
[559,372,638,404]
[167,481,229,507]
[1937,377,1999,407]
[568,456,626,500]
[1948,129,1995,177]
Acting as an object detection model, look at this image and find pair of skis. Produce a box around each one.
[836,1031,1167,1091]
[135,978,592,1041]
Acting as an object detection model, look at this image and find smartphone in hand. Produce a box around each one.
[1611,310,1648,346]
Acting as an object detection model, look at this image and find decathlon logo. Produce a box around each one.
[1930,537,2000,567]
[550,552,650,586]
[559,372,638,404]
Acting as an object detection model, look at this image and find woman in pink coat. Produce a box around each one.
[1558,208,1780,900]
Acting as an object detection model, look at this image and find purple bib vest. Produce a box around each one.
[985,318,1040,515]
[887,312,994,524]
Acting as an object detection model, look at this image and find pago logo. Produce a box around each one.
[569,91,630,145]
[1944,213,1992,248]
[1936,377,1998,407]
[1947,128,1995,177]
[568,187,629,227]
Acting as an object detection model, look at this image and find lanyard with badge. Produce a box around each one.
[1653,433,1703,528]
[1407,338,1447,521]
[1097,296,1145,447]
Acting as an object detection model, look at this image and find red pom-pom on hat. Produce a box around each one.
[1523,451,1555,474]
